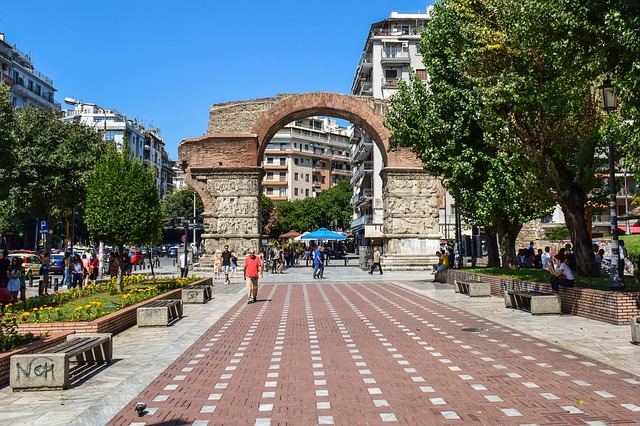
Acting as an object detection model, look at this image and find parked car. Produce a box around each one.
[128,250,145,265]
[49,253,66,275]
[167,246,180,258]
[7,252,42,280]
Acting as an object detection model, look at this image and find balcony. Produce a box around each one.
[350,214,373,229]
[350,161,373,186]
[351,188,373,206]
[351,138,373,163]
[382,78,398,88]
[381,51,411,64]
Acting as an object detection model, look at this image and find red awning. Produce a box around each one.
[279,230,302,239]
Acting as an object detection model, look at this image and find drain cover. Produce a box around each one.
[461,327,482,333]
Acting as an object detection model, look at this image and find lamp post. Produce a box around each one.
[64,97,108,138]
[598,76,623,291]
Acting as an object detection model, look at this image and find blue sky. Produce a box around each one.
[0,1,432,158]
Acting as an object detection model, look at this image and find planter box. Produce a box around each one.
[446,270,640,326]
[1,278,212,387]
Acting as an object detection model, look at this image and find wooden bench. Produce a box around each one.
[182,284,212,304]
[137,299,183,327]
[454,279,491,297]
[505,290,561,315]
[10,333,112,391]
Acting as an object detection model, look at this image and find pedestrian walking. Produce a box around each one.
[313,246,325,279]
[369,247,383,275]
[71,254,83,289]
[179,249,191,278]
[244,248,262,304]
[231,250,238,278]
[0,249,10,289]
[108,252,120,280]
[7,257,22,303]
[221,245,233,285]
[39,250,50,296]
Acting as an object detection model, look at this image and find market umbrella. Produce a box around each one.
[279,230,302,239]
[301,228,347,240]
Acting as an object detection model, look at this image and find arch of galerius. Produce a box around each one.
[178,92,444,269]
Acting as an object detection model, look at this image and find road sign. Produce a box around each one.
[39,220,49,233]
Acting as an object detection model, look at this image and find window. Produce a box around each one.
[279,157,286,166]
[279,188,286,197]
[305,189,310,197]
[321,176,326,184]
[294,173,299,181]
[266,187,273,195]
[280,143,286,151]
[384,44,398,58]
[267,171,274,180]
[416,69,428,81]
[304,144,309,151]
[321,161,326,168]
[28,80,34,91]
[305,174,309,182]
[294,188,299,196]
[266,157,274,164]
[294,158,299,165]
[279,172,286,181]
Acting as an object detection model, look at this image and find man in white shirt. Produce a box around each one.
[179,249,191,278]
[541,246,552,269]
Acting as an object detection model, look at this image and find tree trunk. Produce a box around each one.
[559,195,599,277]
[485,226,500,267]
[552,158,599,278]
[148,249,156,280]
[117,245,124,293]
[496,217,521,269]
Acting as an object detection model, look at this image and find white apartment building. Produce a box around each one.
[350,9,432,249]
[262,117,351,203]
[61,103,176,197]
[0,32,60,112]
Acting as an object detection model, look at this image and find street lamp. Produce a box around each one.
[598,76,623,291]
[64,97,108,138]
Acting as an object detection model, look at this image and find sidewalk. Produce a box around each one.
[1,264,638,425]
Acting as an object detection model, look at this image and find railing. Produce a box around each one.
[350,161,373,185]
[381,51,410,62]
[350,214,373,228]
[351,138,373,162]
[382,78,398,88]
[32,68,53,86]
[351,189,373,205]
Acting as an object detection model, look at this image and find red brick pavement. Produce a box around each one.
[109,283,640,425]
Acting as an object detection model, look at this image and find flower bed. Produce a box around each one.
[0,277,212,386]
[446,270,640,325]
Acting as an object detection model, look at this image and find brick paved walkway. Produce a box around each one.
[107,282,640,425]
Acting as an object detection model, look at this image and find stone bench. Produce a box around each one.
[182,284,212,304]
[137,299,183,327]
[631,317,640,345]
[454,279,491,297]
[505,290,561,315]
[10,333,112,391]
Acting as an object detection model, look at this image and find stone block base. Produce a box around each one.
[631,317,640,344]
[381,255,434,271]
[11,353,68,391]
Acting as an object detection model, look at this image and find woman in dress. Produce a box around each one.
[7,258,22,303]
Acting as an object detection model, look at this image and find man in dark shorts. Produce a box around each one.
[221,245,233,285]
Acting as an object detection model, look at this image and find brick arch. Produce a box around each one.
[251,92,391,166]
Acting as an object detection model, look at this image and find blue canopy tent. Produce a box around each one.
[301,228,347,240]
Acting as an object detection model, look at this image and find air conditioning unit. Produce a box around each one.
[402,41,409,48]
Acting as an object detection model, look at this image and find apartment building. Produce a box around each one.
[0,32,60,112]
[61,103,175,197]
[350,9,431,249]
[262,117,351,202]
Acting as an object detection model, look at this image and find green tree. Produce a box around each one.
[273,180,353,236]
[388,0,640,276]
[386,2,553,267]
[85,144,163,291]
[162,186,204,219]
[4,105,105,246]
[0,84,16,232]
